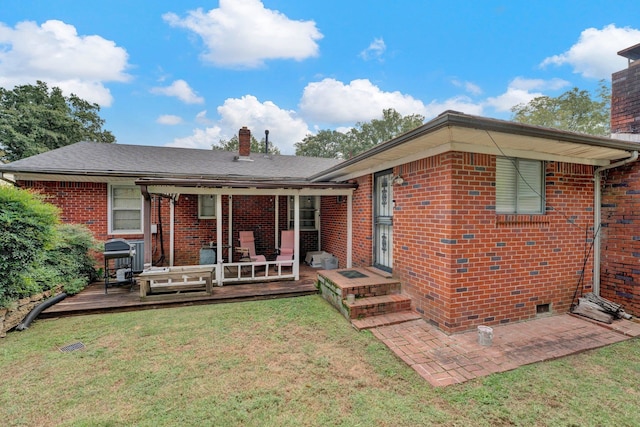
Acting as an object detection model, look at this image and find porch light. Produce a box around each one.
[392,175,404,185]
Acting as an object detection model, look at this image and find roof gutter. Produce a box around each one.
[593,150,639,295]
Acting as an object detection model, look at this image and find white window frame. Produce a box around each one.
[496,157,545,214]
[288,195,319,230]
[198,194,217,219]
[108,184,143,234]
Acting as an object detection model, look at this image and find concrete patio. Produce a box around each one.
[371,313,640,387]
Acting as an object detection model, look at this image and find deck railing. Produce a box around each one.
[217,259,295,285]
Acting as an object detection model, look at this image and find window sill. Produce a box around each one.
[495,214,549,227]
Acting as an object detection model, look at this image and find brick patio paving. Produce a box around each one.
[370,313,640,387]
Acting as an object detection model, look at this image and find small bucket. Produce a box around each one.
[477,325,493,346]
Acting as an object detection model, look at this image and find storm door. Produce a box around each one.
[374,170,394,272]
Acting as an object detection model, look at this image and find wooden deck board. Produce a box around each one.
[41,265,321,318]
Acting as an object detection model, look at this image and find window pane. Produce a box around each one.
[517,160,543,213]
[111,185,141,232]
[289,195,318,230]
[113,210,141,230]
[113,187,141,209]
[496,157,516,213]
[495,157,543,214]
[199,195,216,218]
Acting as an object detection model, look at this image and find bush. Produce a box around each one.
[0,186,98,307]
[0,186,59,307]
[40,223,100,295]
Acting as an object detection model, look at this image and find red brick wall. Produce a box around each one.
[600,162,640,316]
[351,153,596,333]
[322,176,373,268]
[321,195,348,267]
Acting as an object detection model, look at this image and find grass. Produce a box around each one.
[1,294,639,426]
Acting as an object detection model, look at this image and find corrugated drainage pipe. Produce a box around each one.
[15,293,67,331]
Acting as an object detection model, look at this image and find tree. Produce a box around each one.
[511,81,610,136]
[295,108,425,159]
[213,134,281,155]
[0,81,115,162]
[294,130,348,158]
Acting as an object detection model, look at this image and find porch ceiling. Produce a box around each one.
[312,111,639,182]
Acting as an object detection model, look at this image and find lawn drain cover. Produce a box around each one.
[338,270,368,279]
[59,342,85,352]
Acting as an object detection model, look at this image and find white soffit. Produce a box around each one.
[321,125,633,182]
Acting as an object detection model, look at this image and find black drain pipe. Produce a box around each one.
[16,292,67,331]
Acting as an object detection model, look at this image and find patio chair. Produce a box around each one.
[276,230,294,267]
[237,231,267,263]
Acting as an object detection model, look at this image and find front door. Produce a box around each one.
[374,170,393,272]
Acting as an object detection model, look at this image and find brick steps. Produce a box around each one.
[345,294,412,319]
[351,310,423,330]
[317,268,420,330]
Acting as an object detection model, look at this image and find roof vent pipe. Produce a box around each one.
[265,129,269,154]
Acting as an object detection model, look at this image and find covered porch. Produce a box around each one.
[136,177,357,288]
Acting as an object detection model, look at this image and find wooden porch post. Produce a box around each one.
[347,193,353,268]
[216,192,223,285]
[169,197,175,267]
[141,186,152,269]
[294,193,300,280]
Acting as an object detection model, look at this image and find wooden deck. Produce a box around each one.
[41,265,320,318]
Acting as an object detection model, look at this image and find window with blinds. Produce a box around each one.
[109,185,142,233]
[495,157,544,214]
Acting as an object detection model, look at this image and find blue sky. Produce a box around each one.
[1,1,640,154]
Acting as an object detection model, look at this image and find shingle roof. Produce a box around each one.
[0,141,342,181]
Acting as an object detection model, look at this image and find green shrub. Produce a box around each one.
[0,185,59,306]
[40,223,99,295]
[0,186,98,307]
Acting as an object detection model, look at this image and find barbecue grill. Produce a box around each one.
[103,239,136,293]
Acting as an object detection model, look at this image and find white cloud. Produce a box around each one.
[157,115,183,125]
[163,0,322,68]
[0,19,130,106]
[359,38,386,61]
[451,79,483,96]
[485,77,570,112]
[540,24,640,79]
[166,95,310,154]
[299,78,427,124]
[165,126,223,149]
[195,110,213,125]
[150,79,204,104]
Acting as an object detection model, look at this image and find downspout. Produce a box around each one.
[593,150,639,295]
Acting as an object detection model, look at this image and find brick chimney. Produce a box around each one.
[238,126,251,158]
[611,42,640,139]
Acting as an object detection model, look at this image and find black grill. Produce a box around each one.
[103,239,136,293]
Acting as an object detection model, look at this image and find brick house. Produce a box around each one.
[3,91,640,333]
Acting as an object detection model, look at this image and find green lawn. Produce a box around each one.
[1,295,639,426]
